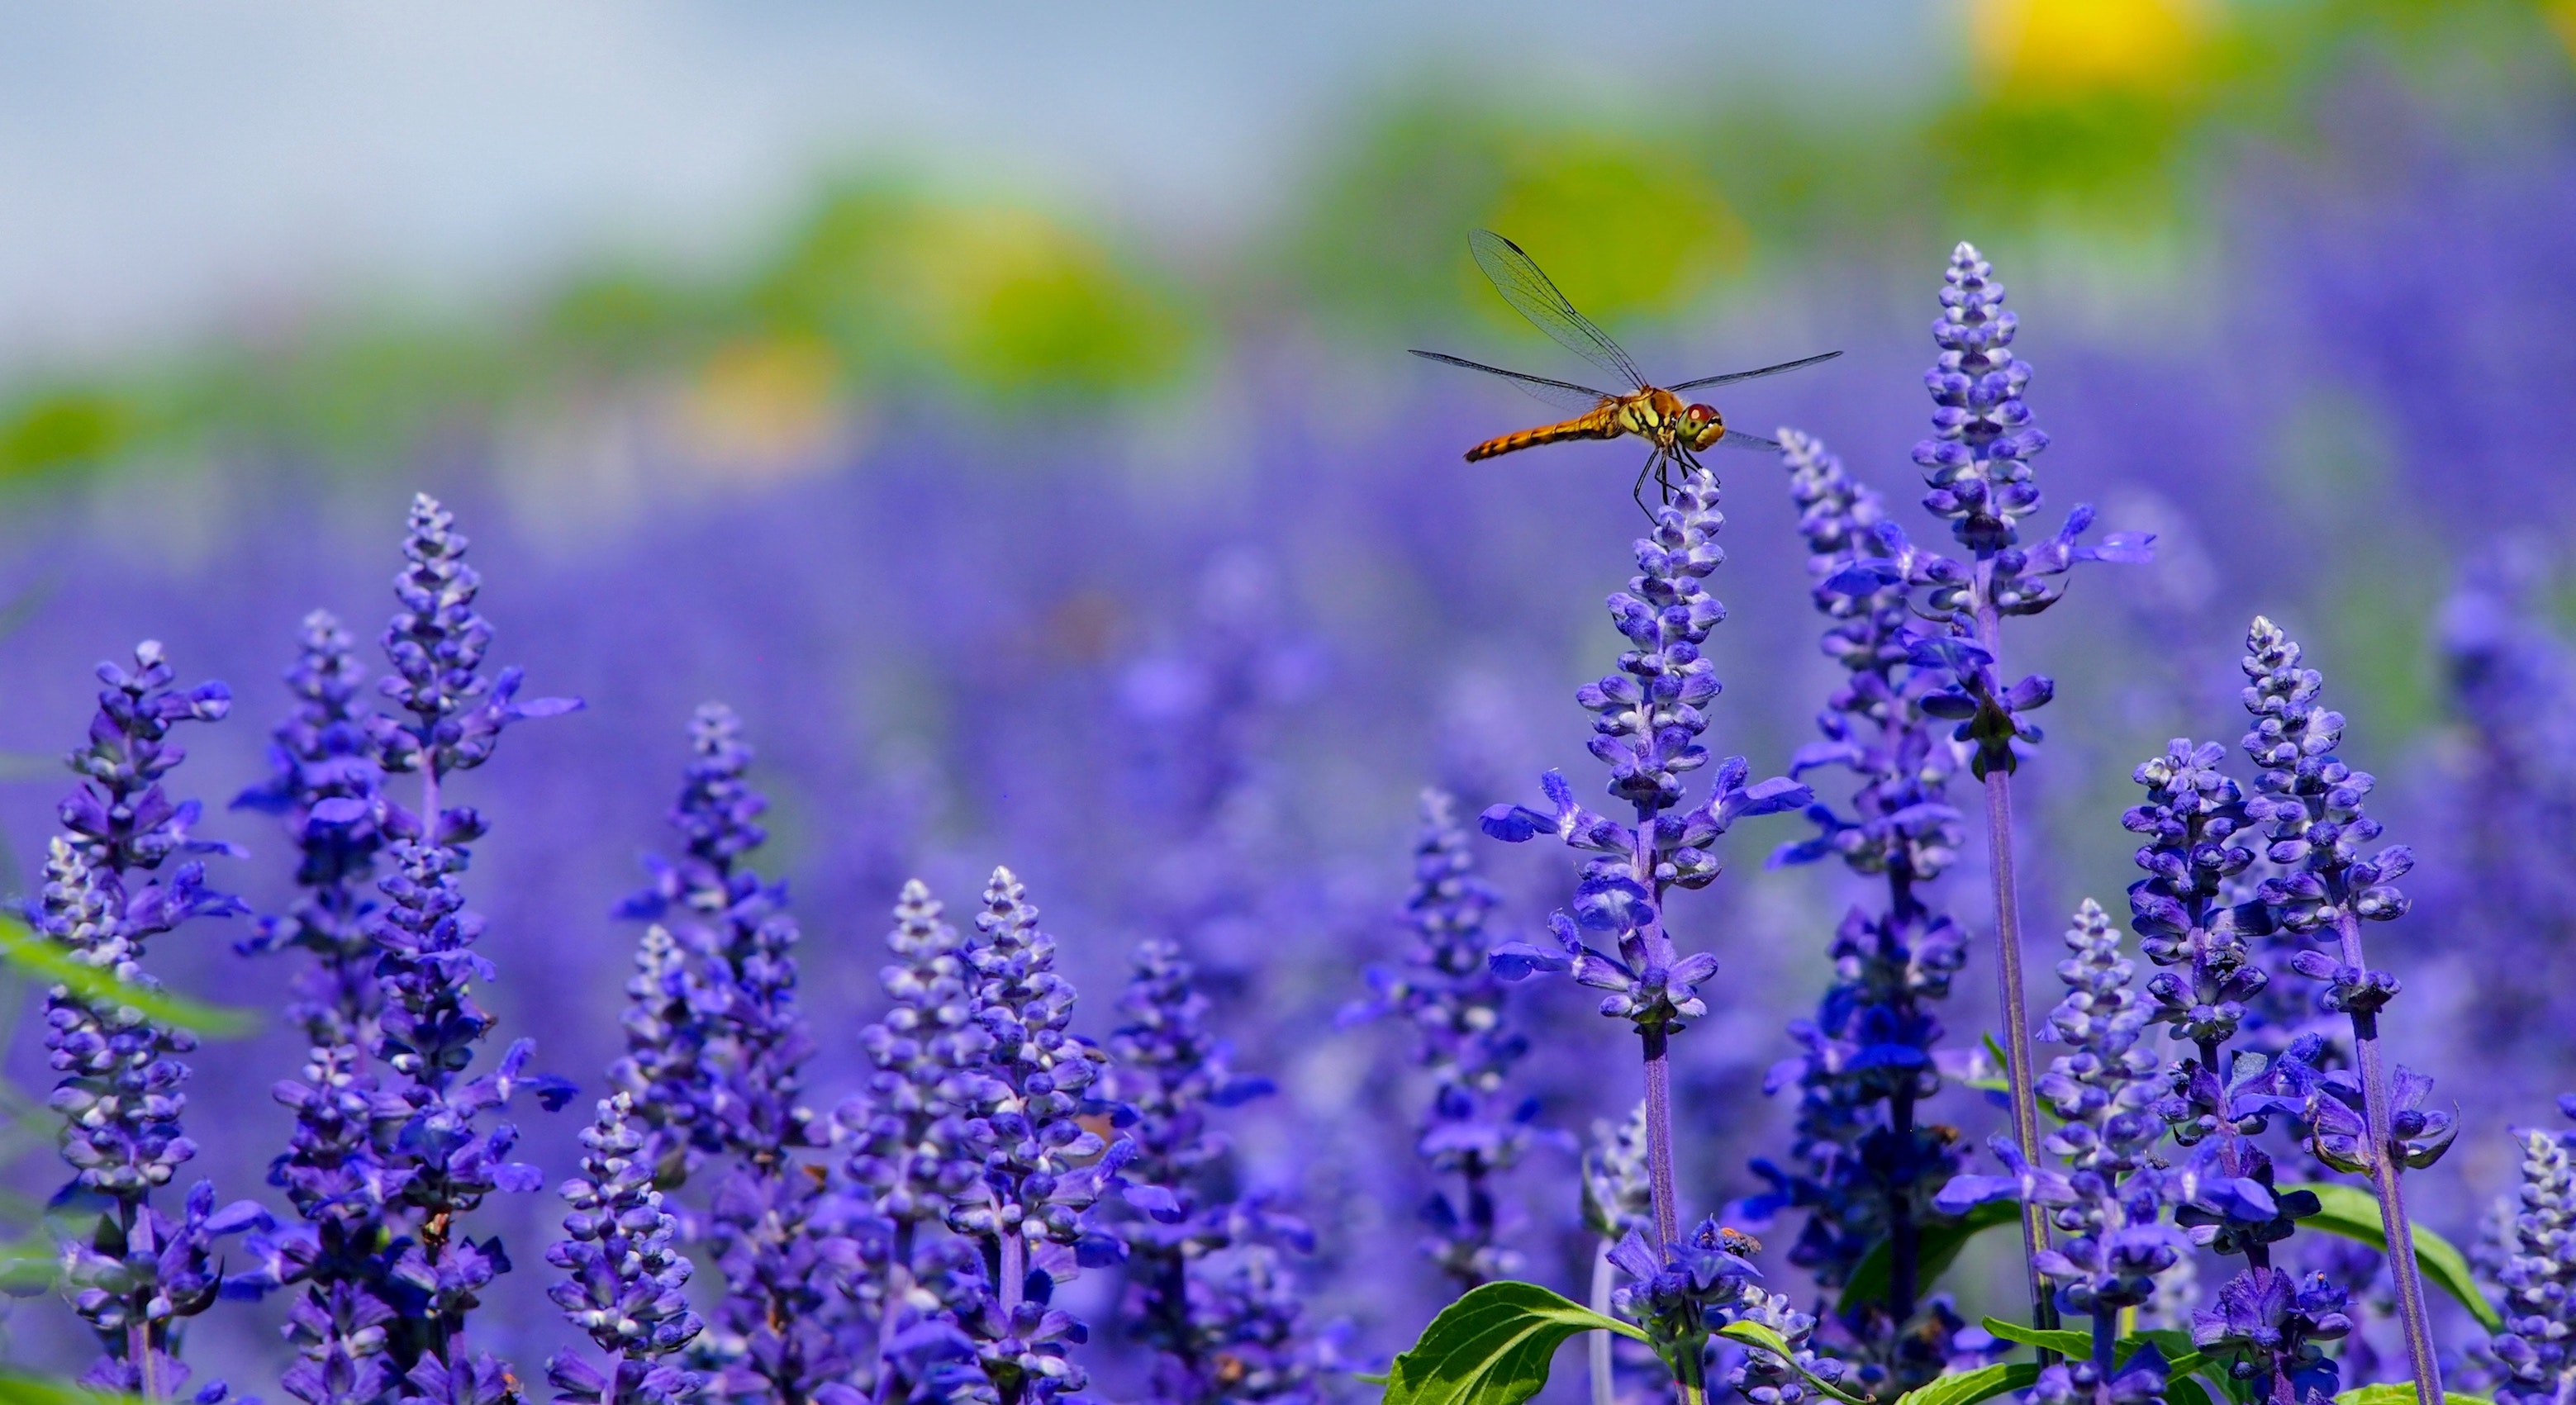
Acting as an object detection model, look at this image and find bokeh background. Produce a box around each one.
[2,0,2574,1395]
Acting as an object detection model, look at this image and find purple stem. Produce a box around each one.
[998,1230,1025,1317]
[2329,909,2442,1402]
[1972,596,2056,1340]
[1642,1028,1680,1251]
[874,1219,916,1405]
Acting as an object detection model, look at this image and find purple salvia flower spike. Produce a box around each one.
[1353,790,1541,1289]
[543,1093,707,1405]
[234,609,392,1051]
[613,705,849,1405]
[947,866,1119,1405]
[1481,467,1810,1300]
[1109,938,1328,1405]
[2489,1100,2576,1405]
[40,642,265,1404]
[843,877,991,1402]
[1895,244,2150,1340]
[2236,616,2445,1400]
[1750,429,1977,1392]
[354,497,578,1384]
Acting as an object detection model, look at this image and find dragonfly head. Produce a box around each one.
[1679,401,1725,451]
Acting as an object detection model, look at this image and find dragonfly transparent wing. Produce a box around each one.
[1408,349,1614,414]
[1668,349,1843,393]
[1717,429,1785,453]
[1466,230,1649,392]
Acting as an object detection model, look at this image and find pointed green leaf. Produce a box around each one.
[0,918,255,1039]
[2331,1385,2491,1405]
[1894,1363,2041,1405]
[1981,1317,2093,1360]
[0,1372,145,1405]
[1381,1280,1646,1405]
[1838,1200,2023,1316]
[2287,1183,2502,1334]
[1712,1318,1872,1405]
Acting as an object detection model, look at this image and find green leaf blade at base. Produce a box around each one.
[1711,1319,1872,1405]
[1894,1362,2042,1405]
[2287,1183,2503,1334]
[1381,1280,1644,1405]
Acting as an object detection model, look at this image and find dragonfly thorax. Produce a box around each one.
[1619,388,1726,453]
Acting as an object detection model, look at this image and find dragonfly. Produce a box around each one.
[1411,230,1842,516]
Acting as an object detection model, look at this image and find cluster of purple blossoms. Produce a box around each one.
[1110,937,1329,1405]
[544,1094,706,1405]
[37,642,268,1401]
[611,704,857,1405]
[1352,790,1542,1289]
[2488,1098,2576,1405]
[236,494,579,1405]
[1747,429,1975,1393]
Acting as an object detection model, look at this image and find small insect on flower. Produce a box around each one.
[1410,229,1840,516]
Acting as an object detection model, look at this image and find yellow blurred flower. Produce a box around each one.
[2549,0,2576,64]
[1969,0,2215,98]
[678,335,843,474]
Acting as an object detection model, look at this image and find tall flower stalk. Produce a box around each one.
[1756,430,1972,1388]
[1352,790,1540,1289]
[360,494,579,1387]
[38,643,267,1403]
[1871,244,2149,1332]
[2235,619,2448,1399]
[2489,1097,2576,1405]
[614,704,852,1405]
[1480,467,1810,1402]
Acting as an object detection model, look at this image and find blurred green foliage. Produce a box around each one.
[0,0,2564,481]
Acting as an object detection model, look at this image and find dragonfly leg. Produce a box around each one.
[1656,453,1676,506]
[1630,452,1659,520]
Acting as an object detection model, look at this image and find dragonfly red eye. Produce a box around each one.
[1683,403,1715,425]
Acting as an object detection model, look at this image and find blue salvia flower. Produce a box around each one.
[948,867,1148,1405]
[2121,742,2317,1271]
[1353,790,1541,1288]
[1109,937,1328,1405]
[234,610,392,1050]
[842,879,996,1397]
[1480,466,1808,1252]
[1608,1218,1848,1405]
[354,496,578,1391]
[1862,244,2148,1338]
[38,642,270,1403]
[544,1093,708,1405]
[1941,901,2183,1395]
[2188,1267,2351,1405]
[2236,617,2450,1395]
[1752,430,1972,1390]
[613,705,855,1405]
[2488,1097,2576,1405]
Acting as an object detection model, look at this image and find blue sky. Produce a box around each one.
[0,2,1941,370]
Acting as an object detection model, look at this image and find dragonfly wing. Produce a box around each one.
[1467,229,1649,392]
[1409,349,1614,414]
[1717,428,1785,453]
[1668,349,1844,392]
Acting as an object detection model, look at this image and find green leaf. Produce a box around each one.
[1381,1280,1647,1405]
[2331,1385,2493,1405]
[0,1371,145,1405]
[1711,1318,1872,1405]
[1838,1200,2023,1316]
[0,918,255,1039]
[2288,1183,2503,1334]
[1894,1362,2041,1405]
[1982,1317,2094,1360]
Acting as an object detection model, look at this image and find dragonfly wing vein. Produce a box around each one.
[1466,229,1649,392]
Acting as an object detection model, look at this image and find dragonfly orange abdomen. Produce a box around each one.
[1465,404,1622,462]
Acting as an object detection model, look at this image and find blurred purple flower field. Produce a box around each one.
[3,97,2576,1405]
